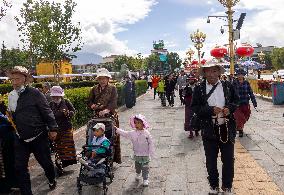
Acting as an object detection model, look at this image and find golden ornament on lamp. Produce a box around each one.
[190,29,206,64]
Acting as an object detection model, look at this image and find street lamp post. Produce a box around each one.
[217,0,240,74]
[190,29,206,64]
[258,51,265,63]
[186,48,195,63]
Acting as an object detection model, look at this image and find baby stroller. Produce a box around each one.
[77,117,116,195]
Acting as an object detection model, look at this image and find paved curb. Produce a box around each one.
[255,94,273,102]
[234,140,283,194]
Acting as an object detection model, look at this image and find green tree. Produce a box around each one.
[0,0,11,20]
[113,55,130,72]
[271,48,284,70]
[15,0,82,82]
[145,53,160,72]
[0,43,30,76]
[167,52,182,71]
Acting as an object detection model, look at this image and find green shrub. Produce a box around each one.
[0,84,13,95]
[135,80,148,96]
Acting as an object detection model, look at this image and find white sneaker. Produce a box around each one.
[222,188,233,195]
[143,179,149,187]
[135,173,140,181]
[209,187,219,194]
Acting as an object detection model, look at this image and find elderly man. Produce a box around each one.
[42,82,52,103]
[7,66,58,195]
[191,60,239,195]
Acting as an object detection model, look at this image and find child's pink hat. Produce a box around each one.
[130,114,149,129]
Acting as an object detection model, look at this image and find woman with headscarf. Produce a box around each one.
[49,86,77,175]
[88,68,121,164]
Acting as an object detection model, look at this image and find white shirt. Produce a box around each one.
[8,90,19,112]
[206,80,225,125]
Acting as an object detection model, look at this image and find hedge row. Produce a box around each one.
[0,80,148,128]
[0,80,119,95]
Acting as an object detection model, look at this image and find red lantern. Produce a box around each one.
[201,59,207,65]
[236,44,254,57]
[191,59,198,65]
[210,47,228,58]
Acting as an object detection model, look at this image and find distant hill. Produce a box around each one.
[72,52,103,65]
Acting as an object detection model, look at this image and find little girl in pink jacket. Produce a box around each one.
[115,114,154,187]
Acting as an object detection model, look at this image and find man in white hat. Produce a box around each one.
[6,66,58,194]
[191,60,239,195]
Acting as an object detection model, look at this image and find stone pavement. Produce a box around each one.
[6,91,284,195]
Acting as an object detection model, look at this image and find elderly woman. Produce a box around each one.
[49,86,77,175]
[88,68,121,164]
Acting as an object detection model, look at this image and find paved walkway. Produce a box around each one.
[7,91,284,195]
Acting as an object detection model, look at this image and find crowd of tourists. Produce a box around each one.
[145,59,257,195]
[0,59,258,195]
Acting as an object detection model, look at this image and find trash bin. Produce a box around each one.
[272,82,284,105]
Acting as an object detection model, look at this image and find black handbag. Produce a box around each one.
[190,83,219,130]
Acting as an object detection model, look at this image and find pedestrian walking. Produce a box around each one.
[157,76,166,106]
[6,66,58,195]
[152,74,160,99]
[147,75,152,89]
[42,82,52,103]
[176,70,187,105]
[165,74,176,107]
[233,69,257,137]
[115,114,154,187]
[183,75,198,138]
[191,60,239,195]
[49,86,77,175]
[88,68,122,164]
[124,76,135,108]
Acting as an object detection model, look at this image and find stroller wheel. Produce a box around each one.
[77,178,82,193]
[109,171,114,182]
[103,187,108,195]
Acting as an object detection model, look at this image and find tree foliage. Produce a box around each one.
[112,54,146,72]
[15,0,82,68]
[271,48,284,70]
[0,43,30,76]
[167,52,182,71]
[0,0,11,21]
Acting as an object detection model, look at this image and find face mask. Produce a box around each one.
[16,85,25,93]
[53,98,62,104]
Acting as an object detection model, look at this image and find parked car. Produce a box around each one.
[273,69,284,79]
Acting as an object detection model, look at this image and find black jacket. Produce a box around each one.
[165,79,176,93]
[13,86,58,140]
[191,80,239,142]
[50,99,75,132]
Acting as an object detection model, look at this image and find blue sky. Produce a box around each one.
[1,0,284,60]
[116,0,213,56]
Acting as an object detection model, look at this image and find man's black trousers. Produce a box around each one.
[202,125,235,189]
[14,132,55,195]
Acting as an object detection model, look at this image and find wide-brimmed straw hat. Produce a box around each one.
[198,59,225,76]
[50,86,65,97]
[96,68,112,78]
[6,66,33,82]
[130,114,149,129]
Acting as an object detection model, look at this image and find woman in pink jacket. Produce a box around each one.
[115,114,154,187]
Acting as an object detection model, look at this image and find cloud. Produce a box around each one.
[184,0,284,60]
[0,0,157,56]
